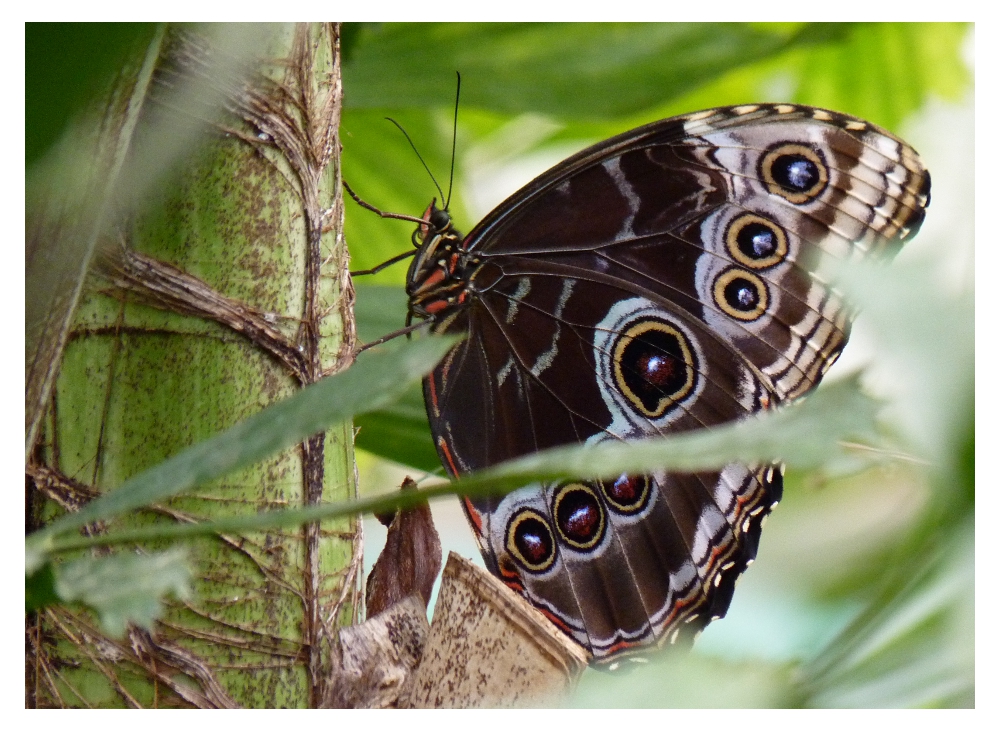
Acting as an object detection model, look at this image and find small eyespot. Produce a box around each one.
[725,213,788,270]
[611,319,698,418]
[552,483,606,551]
[601,473,651,515]
[713,268,769,321]
[760,143,828,204]
[506,510,556,572]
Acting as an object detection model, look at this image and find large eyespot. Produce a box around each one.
[725,213,788,270]
[552,483,606,551]
[713,268,769,321]
[760,143,828,204]
[612,319,698,418]
[601,473,651,515]
[506,510,556,572]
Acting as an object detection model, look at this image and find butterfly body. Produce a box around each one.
[401,104,929,665]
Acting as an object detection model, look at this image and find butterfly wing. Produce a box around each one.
[425,268,782,658]
[420,104,929,663]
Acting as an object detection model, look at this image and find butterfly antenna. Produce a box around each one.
[444,71,461,210]
[385,117,446,205]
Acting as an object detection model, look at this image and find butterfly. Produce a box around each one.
[371,103,930,666]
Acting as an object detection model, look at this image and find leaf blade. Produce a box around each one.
[28,335,457,557]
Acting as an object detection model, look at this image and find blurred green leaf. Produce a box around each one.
[570,650,797,708]
[359,369,882,491]
[343,23,851,119]
[543,22,972,150]
[800,519,973,707]
[353,284,440,471]
[36,372,885,556]
[26,26,167,459]
[354,388,441,474]
[25,562,60,613]
[342,108,455,284]
[26,335,457,562]
[354,283,411,345]
[432,375,881,506]
[52,549,191,638]
[837,259,974,477]
[25,22,158,167]
[783,22,971,132]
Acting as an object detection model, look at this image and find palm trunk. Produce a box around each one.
[26,23,358,708]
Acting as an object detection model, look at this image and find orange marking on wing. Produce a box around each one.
[702,543,726,574]
[438,438,460,476]
[427,373,439,417]
[462,497,483,534]
[498,558,521,580]
[539,607,573,634]
[664,590,700,627]
[497,561,524,593]
[424,299,450,314]
[604,638,638,656]
[503,579,525,595]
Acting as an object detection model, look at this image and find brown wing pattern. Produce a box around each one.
[414,104,929,665]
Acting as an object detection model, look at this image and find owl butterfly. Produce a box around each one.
[373,103,929,667]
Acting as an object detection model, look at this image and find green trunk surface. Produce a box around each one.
[28,24,357,708]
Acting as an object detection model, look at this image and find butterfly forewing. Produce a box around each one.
[409,103,929,665]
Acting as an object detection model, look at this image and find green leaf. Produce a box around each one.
[800,519,973,707]
[342,109,454,285]
[354,386,440,474]
[343,23,847,119]
[570,650,797,708]
[36,373,882,555]
[25,563,60,613]
[836,258,974,476]
[26,335,457,560]
[353,284,440,471]
[782,22,971,132]
[25,23,159,167]
[53,549,191,638]
[543,23,971,147]
[442,373,881,498]
[354,283,411,345]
